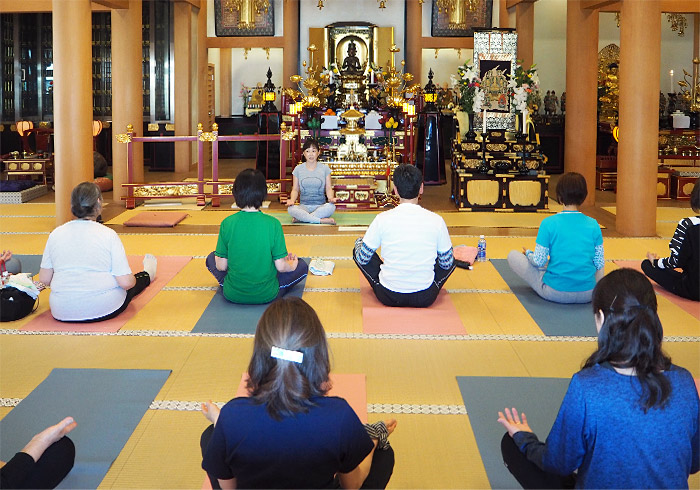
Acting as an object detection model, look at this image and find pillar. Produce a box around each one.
[174,1,194,174]
[616,0,660,236]
[564,0,599,205]
[694,14,699,59]
[220,49,232,116]
[405,0,422,84]
[112,0,144,203]
[499,0,510,28]
[197,0,209,130]
[282,0,299,87]
[52,0,93,225]
[515,1,534,67]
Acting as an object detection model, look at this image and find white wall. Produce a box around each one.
[422,48,473,89]
[533,0,567,100]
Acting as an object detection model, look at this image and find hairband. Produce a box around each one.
[270,346,303,364]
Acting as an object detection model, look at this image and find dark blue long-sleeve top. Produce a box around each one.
[513,363,700,489]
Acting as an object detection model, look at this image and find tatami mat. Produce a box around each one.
[2,200,699,490]
[602,205,691,221]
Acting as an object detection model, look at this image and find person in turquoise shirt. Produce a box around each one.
[206,169,307,304]
[507,172,604,303]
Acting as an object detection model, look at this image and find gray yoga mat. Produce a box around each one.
[192,259,308,334]
[9,254,43,276]
[0,368,171,489]
[456,376,570,490]
[490,259,597,337]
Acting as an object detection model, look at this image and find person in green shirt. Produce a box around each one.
[206,169,307,304]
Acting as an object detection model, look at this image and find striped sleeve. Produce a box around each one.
[658,217,693,270]
[437,247,454,270]
[354,237,376,266]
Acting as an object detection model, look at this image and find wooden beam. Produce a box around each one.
[174,0,200,7]
[91,0,129,8]
[420,37,474,49]
[505,0,536,10]
[594,0,700,12]
[581,0,618,9]
[206,36,285,49]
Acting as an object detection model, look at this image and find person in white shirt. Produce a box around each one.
[38,182,157,322]
[353,164,455,307]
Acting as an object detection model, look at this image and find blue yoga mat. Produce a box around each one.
[0,368,170,489]
[10,254,43,276]
[456,376,570,490]
[490,259,596,336]
[192,259,308,334]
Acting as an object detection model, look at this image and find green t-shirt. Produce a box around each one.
[215,211,288,304]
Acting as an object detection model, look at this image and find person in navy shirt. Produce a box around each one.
[497,268,700,488]
[200,297,396,489]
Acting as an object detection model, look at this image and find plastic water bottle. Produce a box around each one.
[477,235,487,262]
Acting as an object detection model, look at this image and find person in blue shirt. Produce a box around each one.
[199,297,396,489]
[507,172,604,303]
[497,268,700,489]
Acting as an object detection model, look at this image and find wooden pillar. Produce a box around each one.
[174,1,194,174]
[282,0,299,88]
[220,49,232,116]
[499,0,511,28]
[197,0,209,130]
[112,0,144,203]
[515,1,534,67]
[52,0,93,225]
[564,0,599,205]
[616,0,660,236]
[405,0,422,84]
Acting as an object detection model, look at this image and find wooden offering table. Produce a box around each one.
[2,156,54,186]
[451,168,549,212]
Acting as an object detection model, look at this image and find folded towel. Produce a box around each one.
[309,259,335,276]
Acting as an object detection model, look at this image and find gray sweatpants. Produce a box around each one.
[287,203,336,224]
[506,250,599,304]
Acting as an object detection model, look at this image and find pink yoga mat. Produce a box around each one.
[235,372,367,423]
[614,260,700,319]
[21,255,191,333]
[360,275,465,335]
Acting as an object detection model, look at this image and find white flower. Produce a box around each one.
[530,72,540,87]
[472,88,485,113]
[450,74,459,89]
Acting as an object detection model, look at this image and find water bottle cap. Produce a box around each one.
[479,235,485,239]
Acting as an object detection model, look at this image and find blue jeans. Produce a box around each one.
[205,252,308,302]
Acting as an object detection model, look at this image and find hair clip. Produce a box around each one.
[271,346,303,364]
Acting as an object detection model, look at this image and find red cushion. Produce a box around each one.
[123,211,188,227]
[94,177,113,191]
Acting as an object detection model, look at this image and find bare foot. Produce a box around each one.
[291,217,300,223]
[320,217,336,225]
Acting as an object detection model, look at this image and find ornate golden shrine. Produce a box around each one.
[598,44,620,124]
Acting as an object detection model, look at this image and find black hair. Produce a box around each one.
[392,164,422,199]
[247,297,331,420]
[690,178,699,214]
[556,172,588,206]
[301,138,321,162]
[584,268,672,412]
[233,168,266,209]
[71,182,102,219]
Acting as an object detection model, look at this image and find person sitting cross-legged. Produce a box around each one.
[353,164,455,308]
[206,168,308,304]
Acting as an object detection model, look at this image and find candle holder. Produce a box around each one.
[477,132,490,174]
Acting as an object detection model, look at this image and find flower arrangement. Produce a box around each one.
[508,62,541,113]
[452,60,484,114]
[239,83,251,109]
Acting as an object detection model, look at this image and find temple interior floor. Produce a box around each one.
[1,159,698,489]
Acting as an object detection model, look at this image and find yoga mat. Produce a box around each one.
[234,372,367,423]
[490,259,597,337]
[614,260,700,319]
[192,259,308,334]
[21,255,191,333]
[10,254,43,276]
[456,376,570,490]
[265,211,378,226]
[0,368,171,489]
[360,276,465,335]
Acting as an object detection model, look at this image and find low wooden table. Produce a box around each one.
[2,157,54,186]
